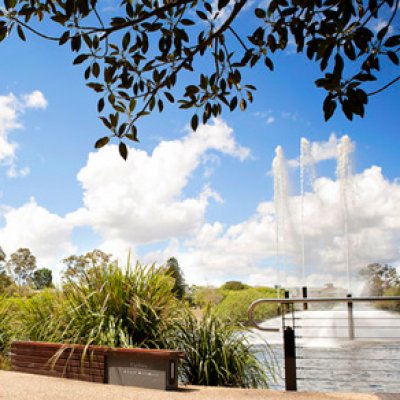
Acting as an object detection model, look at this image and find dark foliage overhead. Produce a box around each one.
[1,0,398,158]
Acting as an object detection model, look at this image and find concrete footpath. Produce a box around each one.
[1,371,397,400]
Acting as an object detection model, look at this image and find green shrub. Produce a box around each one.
[193,286,225,308]
[164,308,275,388]
[60,260,177,347]
[0,296,18,370]
[14,289,66,343]
[0,296,13,353]
[376,287,400,312]
[214,288,279,325]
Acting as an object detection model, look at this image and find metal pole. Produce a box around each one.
[302,286,308,311]
[284,326,297,391]
[347,294,355,340]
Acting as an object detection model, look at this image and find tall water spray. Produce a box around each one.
[299,138,316,283]
[273,146,289,292]
[337,135,354,294]
[300,138,309,282]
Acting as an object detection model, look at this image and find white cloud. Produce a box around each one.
[0,91,47,177]
[150,163,400,289]
[253,110,275,125]
[68,118,249,256]
[0,94,21,162]
[0,198,75,277]
[287,134,351,170]
[22,90,48,109]
[311,133,345,163]
[3,126,400,292]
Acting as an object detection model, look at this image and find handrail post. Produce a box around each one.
[347,294,355,340]
[302,286,308,310]
[284,326,297,391]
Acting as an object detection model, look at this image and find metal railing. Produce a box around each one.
[248,295,400,392]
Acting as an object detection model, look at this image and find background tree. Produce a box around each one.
[359,263,400,296]
[62,249,112,280]
[0,0,399,158]
[6,248,37,286]
[0,273,13,293]
[165,257,186,299]
[32,268,53,290]
[221,280,248,291]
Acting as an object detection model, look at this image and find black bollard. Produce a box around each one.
[284,326,297,391]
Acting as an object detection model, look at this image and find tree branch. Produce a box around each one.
[368,75,400,96]
[8,16,60,41]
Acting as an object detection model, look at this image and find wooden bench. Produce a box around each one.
[11,341,184,390]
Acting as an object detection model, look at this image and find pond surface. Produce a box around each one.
[247,306,400,393]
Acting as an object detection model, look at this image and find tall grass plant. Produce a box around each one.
[164,308,276,388]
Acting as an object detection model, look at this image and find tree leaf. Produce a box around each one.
[387,51,399,66]
[323,96,337,121]
[97,98,105,113]
[17,25,26,41]
[191,114,199,131]
[95,136,110,149]
[119,142,128,160]
[73,54,89,65]
[255,8,266,19]
[218,0,230,10]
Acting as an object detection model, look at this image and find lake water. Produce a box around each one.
[247,306,400,393]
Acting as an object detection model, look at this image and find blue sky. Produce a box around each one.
[1,1,400,289]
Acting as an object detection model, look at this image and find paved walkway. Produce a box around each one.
[1,371,397,400]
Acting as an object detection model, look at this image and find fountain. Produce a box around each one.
[272,146,288,295]
[299,138,315,284]
[247,136,400,393]
[336,135,354,294]
[271,135,355,293]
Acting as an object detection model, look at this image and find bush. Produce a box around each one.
[60,260,177,347]
[0,296,13,354]
[0,296,17,370]
[192,286,225,308]
[376,287,400,312]
[214,288,279,325]
[164,308,275,388]
[14,289,66,343]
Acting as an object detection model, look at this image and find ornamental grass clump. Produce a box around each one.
[14,289,66,343]
[165,308,276,388]
[0,296,13,354]
[0,296,16,369]
[60,260,177,347]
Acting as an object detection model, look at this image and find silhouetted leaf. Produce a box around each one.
[119,142,128,160]
[95,136,109,148]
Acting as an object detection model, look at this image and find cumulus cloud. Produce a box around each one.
[163,163,400,290]
[0,91,47,177]
[22,90,48,109]
[0,198,75,278]
[2,124,400,291]
[68,118,249,256]
[288,134,352,170]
